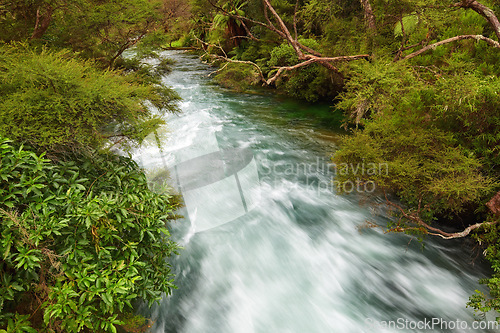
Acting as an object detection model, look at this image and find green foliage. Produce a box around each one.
[335,54,500,313]
[334,116,495,216]
[298,0,340,36]
[0,0,166,66]
[337,58,423,123]
[118,313,152,333]
[468,221,500,316]
[213,63,262,92]
[267,40,338,102]
[0,44,179,153]
[394,14,419,38]
[0,1,184,331]
[335,58,498,214]
[268,43,299,67]
[0,136,181,332]
[339,59,500,171]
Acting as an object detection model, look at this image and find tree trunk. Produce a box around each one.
[359,0,377,32]
[458,0,500,41]
[30,6,54,40]
[487,191,500,215]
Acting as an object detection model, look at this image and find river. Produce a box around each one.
[133,51,496,333]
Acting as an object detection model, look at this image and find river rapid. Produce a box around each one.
[133,51,496,333]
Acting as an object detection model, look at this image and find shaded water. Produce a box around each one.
[134,51,496,333]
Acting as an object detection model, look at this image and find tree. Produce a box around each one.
[0,0,168,67]
[359,0,376,32]
[0,2,183,331]
[201,0,370,87]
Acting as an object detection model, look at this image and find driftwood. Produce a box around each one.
[383,191,498,240]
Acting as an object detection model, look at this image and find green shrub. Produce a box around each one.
[267,40,339,102]
[0,44,180,153]
[213,63,262,92]
[0,137,181,332]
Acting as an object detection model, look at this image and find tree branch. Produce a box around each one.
[383,190,498,239]
[30,5,54,40]
[204,0,370,85]
[293,0,299,41]
[399,34,500,61]
[267,54,370,85]
[193,35,266,83]
[262,0,304,58]
[266,59,317,85]
[455,0,500,41]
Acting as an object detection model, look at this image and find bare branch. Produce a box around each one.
[304,54,371,62]
[208,62,230,77]
[393,16,407,61]
[262,0,304,58]
[204,0,370,85]
[454,0,500,41]
[266,59,317,85]
[30,5,54,39]
[239,19,260,42]
[383,190,498,239]
[108,23,151,67]
[266,54,369,86]
[399,34,500,61]
[193,35,266,83]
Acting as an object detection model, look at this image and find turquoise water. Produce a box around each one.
[133,51,496,333]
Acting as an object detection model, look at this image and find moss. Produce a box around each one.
[213,62,262,92]
[118,314,153,333]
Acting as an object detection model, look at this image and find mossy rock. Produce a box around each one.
[118,314,154,333]
[213,62,262,92]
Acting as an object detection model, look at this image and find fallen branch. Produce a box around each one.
[203,0,371,86]
[399,34,500,61]
[208,62,230,77]
[211,55,265,82]
[266,59,316,85]
[269,54,369,84]
[193,35,266,83]
[454,0,500,41]
[383,191,498,239]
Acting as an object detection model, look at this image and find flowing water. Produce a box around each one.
[134,51,496,333]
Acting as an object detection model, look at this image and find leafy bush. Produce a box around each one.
[0,137,181,332]
[213,63,262,92]
[267,40,339,102]
[0,44,179,153]
[333,116,495,218]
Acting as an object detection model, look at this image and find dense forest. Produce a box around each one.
[0,0,499,332]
